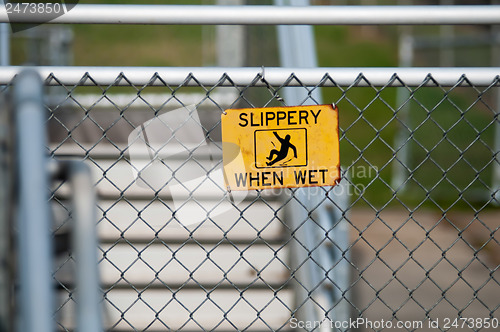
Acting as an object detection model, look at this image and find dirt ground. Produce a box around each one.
[349,208,499,331]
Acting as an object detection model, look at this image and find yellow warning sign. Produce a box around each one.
[222,104,340,191]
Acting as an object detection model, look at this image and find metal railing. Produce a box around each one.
[50,160,102,332]
[2,66,500,86]
[2,5,500,25]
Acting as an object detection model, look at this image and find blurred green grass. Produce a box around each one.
[315,25,497,210]
[72,0,209,66]
[324,83,497,211]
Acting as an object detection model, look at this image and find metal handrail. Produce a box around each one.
[2,5,500,25]
[1,66,500,87]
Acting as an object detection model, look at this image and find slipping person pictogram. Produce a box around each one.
[266,131,297,166]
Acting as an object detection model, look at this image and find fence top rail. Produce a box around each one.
[0,66,499,87]
[1,5,500,26]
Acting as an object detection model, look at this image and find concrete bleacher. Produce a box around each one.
[51,141,295,331]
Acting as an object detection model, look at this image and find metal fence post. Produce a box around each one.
[276,0,351,326]
[0,79,12,332]
[391,25,414,191]
[492,5,500,204]
[14,70,54,332]
[494,109,500,203]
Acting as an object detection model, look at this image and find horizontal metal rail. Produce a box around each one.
[1,66,499,87]
[2,5,500,25]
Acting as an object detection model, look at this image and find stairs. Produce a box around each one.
[51,143,294,331]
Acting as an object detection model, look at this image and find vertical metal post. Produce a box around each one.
[440,0,454,67]
[216,0,245,68]
[310,180,351,325]
[275,0,320,105]
[0,76,12,332]
[276,0,350,327]
[51,161,102,332]
[70,162,102,332]
[0,0,10,66]
[14,70,54,332]
[274,1,320,324]
[492,1,500,203]
[494,113,500,203]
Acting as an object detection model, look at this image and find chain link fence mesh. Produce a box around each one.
[22,71,499,331]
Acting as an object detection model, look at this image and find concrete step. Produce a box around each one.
[51,143,293,331]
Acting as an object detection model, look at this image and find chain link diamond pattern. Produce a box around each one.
[41,71,499,332]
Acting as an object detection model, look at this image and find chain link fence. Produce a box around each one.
[8,69,497,331]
